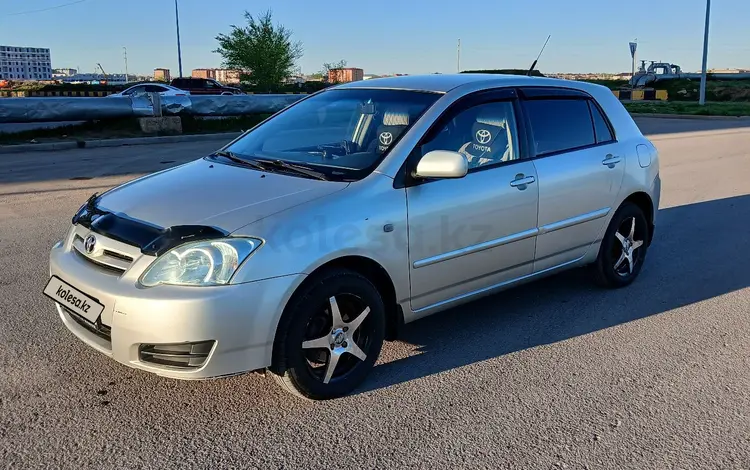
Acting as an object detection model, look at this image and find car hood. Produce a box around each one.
[97,157,348,233]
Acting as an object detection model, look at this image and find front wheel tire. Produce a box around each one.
[591,202,650,288]
[270,269,385,400]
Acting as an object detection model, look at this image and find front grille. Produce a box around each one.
[62,306,112,343]
[72,249,126,275]
[72,234,135,275]
[103,249,133,263]
[139,341,215,369]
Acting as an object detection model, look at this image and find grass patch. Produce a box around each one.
[657,78,750,102]
[0,114,270,145]
[624,101,750,116]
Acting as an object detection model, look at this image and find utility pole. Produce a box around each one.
[457,38,461,73]
[699,0,711,105]
[123,47,129,83]
[175,0,183,78]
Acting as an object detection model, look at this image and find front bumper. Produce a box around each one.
[49,229,303,380]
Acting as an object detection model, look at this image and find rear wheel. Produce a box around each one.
[271,269,385,400]
[591,202,650,288]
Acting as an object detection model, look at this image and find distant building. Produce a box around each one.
[709,68,750,74]
[52,68,77,77]
[191,68,245,84]
[328,67,364,83]
[215,69,243,84]
[192,68,214,79]
[284,75,306,85]
[55,73,133,85]
[154,68,171,82]
[0,45,52,81]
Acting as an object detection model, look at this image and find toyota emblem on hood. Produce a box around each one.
[84,234,97,254]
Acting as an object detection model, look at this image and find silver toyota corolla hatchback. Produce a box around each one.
[46,74,660,399]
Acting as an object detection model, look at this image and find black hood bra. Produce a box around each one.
[72,192,228,257]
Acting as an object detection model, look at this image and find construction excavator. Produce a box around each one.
[96,63,108,85]
[630,60,750,87]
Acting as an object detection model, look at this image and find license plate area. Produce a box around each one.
[43,275,105,324]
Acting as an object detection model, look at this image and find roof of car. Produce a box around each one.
[333,73,603,94]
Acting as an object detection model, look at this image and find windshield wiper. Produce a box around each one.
[210,150,267,171]
[253,158,328,181]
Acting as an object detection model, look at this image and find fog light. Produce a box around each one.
[139,340,215,369]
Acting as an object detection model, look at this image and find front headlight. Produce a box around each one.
[139,238,262,287]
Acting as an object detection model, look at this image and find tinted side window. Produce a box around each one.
[525,98,595,155]
[419,100,520,170]
[589,101,614,143]
[124,86,146,95]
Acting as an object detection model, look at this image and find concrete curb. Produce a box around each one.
[631,113,750,120]
[0,141,80,154]
[0,131,242,155]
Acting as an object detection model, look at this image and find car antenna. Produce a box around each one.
[526,35,551,76]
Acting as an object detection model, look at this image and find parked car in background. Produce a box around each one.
[170,77,243,95]
[108,83,189,97]
[46,74,660,400]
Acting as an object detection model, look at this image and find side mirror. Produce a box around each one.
[413,150,468,179]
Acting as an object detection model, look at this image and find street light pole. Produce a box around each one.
[699,0,711,105]
[123,47,128,83]
[174,0,183,78]
[457,38,461,73]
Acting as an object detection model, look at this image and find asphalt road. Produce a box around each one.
[1,118,749,469]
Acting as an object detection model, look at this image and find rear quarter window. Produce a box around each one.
[524,98,596,155]
[588,100,615,143]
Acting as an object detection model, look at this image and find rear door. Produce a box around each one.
[519,87,624,272]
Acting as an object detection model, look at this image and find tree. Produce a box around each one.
[321,59,348,83]
[214,10,303,91]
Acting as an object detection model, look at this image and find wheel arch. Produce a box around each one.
[270,255,403,369]
[622,191,655,245]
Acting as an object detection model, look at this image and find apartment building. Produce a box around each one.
[0,45,52,81]
[154,68,171,82]
[191,68,244,84]
[328,67,364,83]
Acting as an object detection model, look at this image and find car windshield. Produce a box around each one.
[223,88,440,180]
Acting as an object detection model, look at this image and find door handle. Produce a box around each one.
[602,154,622,167]
[510,175,536,188]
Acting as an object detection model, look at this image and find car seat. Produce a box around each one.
[458,114,513,167]
[367,108,410,154]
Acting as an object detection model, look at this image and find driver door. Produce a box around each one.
[405,91,540,314]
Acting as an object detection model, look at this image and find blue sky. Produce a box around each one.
[1,0,748,76]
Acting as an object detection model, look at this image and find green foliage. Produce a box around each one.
[624,101,750,116]
[214,10,303,91]
[655,78,750,102]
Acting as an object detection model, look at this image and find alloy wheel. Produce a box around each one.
[612,216,645,277]
[301,294,373,384]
